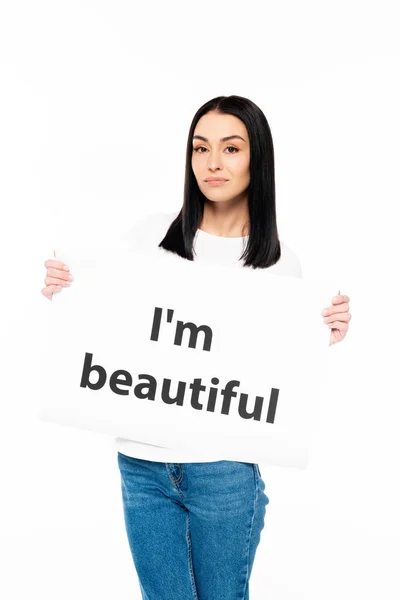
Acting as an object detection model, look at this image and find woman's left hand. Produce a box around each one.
[321,293,351,346]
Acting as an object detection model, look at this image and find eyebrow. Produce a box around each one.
[192,135,246,143]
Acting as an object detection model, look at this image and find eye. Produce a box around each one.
[193,146,239,154]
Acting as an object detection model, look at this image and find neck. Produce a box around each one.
[199,197,250,237]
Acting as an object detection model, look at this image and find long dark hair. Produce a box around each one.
[158,95,281,269]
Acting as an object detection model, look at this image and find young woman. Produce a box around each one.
[41,95,351,599]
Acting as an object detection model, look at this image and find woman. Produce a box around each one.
[41,95,351,599]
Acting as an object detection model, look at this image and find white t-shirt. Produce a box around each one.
[114,210,302,463]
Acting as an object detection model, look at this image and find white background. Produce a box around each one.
[1,1,399,598]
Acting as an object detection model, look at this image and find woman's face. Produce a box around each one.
[191,111,250,204]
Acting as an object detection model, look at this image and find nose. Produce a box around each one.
[207,150,223,171]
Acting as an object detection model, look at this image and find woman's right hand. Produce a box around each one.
[41,258,74,301]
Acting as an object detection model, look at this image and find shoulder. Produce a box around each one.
[274,241,303,278]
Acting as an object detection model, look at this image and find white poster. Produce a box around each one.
[38,244,336,468]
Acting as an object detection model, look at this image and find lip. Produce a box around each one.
[204,177,229,182]
[204,178,229,186]
[206,180,228,187]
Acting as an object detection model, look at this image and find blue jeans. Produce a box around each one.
[117,452,269,599]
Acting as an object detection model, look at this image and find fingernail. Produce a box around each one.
[63,265,70,271]
[68,274,73,280]
[322,309,329,315]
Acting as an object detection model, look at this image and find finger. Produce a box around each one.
[332,294,350,304]
[44,259,70,271]
[323,302,350,316]
[46,267,73,281]
[44,275,72,287]
[324,312,351,324]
